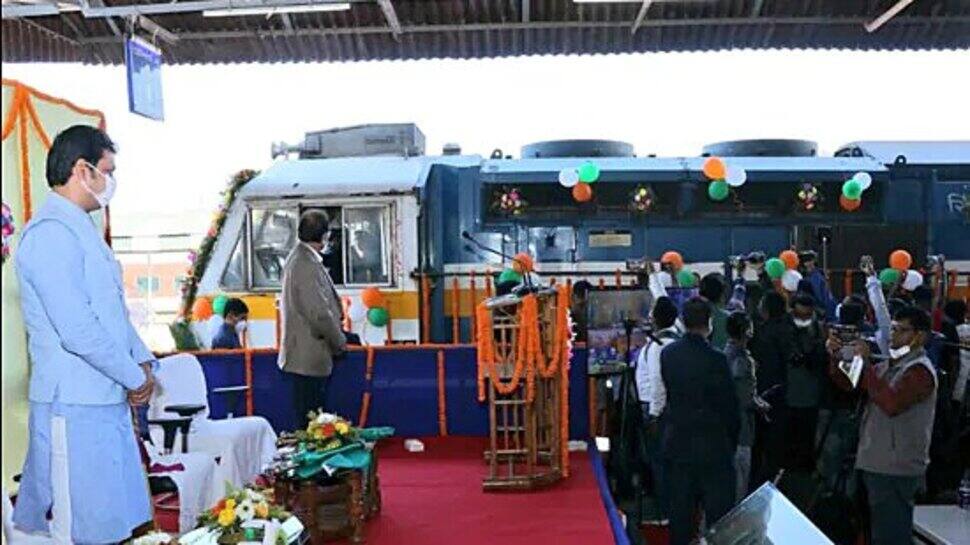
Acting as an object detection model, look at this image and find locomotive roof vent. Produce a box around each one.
[520,139,635,159]
[702,139,818,157]
[271,123,426,160]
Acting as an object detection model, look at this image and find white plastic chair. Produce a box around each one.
[148,354,278,489]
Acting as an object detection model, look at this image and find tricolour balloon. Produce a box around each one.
[725,166,747,187]
[558,168,580,188]
[853,172,873,191]
[781,269,803,292]
[889,249,912,271]
[901,270,924,292]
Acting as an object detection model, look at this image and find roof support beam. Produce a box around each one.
[865,0,916,33]
[750,0,765,18]
[84,0,122,37]
[631,0,653,35]
[3,0,370,19]
[376,0,402,40]
[522,0,529,23]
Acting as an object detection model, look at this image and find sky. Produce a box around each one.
[3,49,969,235]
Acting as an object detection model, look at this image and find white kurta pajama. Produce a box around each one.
[13,193,154,543]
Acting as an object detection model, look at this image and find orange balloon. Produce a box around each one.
[512,252,535,274]
[839,195,861,212]
[780,250,799,270]
[192,297,214,321]
[661,251,684,271]
[361,287,385,308]
[703,157,727,180]
[573,182,593,203]
[889,249,912,271]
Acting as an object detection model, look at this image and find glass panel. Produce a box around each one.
[136,276,160,295]
[344,206,390,286]
[221,225,246,291]
[706,482,833,545]
[302,206,345,286]
[251,207,298,289]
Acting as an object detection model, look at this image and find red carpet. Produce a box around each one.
[355,437,616,545]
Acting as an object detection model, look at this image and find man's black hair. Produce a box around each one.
[726,311,751,341]
[572,280,593,298]
[699,273,726,304]
[887,298,909,318]
[298,209,330,244]
[839,300,866,327]
[652,296,679,330]
[682,296,712,330]
[791,293,817,310]
[893,305,931,333]
[796,279,815,297]
[223,298,249,318]
[46,125,116,188]
[944,299,968,324]
[761,291,787,320]
[912,285,933,306]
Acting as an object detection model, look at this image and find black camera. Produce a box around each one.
[746,251,766,264]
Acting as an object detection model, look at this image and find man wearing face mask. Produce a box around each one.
[279,210,347,425]
[211,298,249,350]
[786,293,827,471]
[12,126,157,542]
[829,306,937,545]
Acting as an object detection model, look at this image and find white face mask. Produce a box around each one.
[794,318,814,329]
[81,162,116,208]
[888,344,911,360]
[235,320,248,334]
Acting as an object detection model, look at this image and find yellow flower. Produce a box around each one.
[225,498,236,510]
[218,507,236,527]
[255,502,269,519]
[335,422,350,435]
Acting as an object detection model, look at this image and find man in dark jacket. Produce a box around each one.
[661,297,741,545]
[750,291,793,486]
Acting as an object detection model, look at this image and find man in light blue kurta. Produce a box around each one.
[13,125,157,543]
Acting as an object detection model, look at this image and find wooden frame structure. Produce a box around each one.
[480,289,564,491]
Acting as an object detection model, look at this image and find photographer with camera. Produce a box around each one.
[827,304,937,545]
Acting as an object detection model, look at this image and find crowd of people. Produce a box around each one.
[616,251,969,545]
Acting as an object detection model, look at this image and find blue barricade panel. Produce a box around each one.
[202,353,247,419]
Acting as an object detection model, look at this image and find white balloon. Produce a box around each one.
[558,168,580,188]
[781,269,803,292]
[725,166,748,187]
[902,270,924,291]
[854,171,873,191]
[349,301,368,323]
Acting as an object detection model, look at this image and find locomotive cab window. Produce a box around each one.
[250,206,299,290]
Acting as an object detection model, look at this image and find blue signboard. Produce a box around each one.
[124,36,164,121]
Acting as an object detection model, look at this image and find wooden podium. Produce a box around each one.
[476,286,571,492]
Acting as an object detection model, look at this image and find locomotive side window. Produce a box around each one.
[220,225,246,291]
[250,207,299,289]
[344,206,391,287]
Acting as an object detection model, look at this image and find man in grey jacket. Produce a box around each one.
[278,210,347,425]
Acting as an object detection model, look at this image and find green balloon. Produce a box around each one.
[578,162,600,183]
[879,268,900,287]
[212,295,229,316]
[498,268,523,285]
[708,180,730,201]
[842,179,863,200]
[765,258,786,279]
[367,307,390,327]
[675,269,697,288]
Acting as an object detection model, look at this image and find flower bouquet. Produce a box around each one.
[184,484,299,545]
[274,411,394,481]
[491,186,527,216]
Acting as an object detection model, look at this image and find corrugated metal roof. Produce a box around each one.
[3,0,969,64]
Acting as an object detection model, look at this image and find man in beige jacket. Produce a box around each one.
[279,209,347,424]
